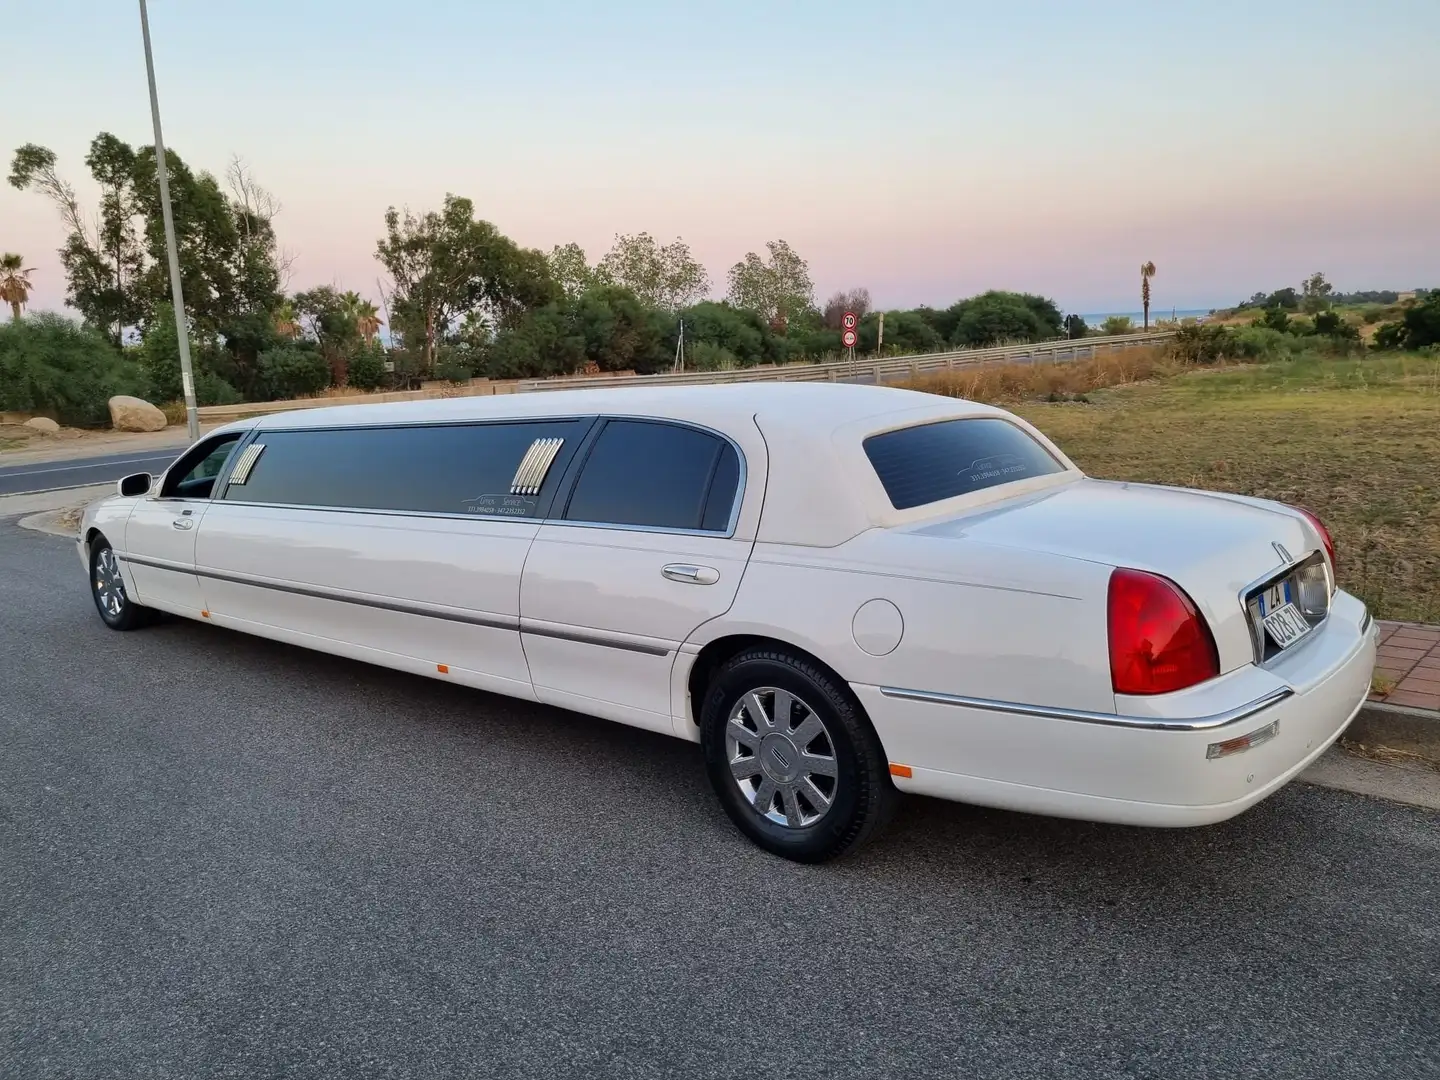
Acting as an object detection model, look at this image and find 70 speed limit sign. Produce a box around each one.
[842,311,858,331]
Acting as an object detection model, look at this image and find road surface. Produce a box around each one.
[0,447,183,497]
[2,522,1436,1079]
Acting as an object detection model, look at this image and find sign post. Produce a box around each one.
[841,311,858,365]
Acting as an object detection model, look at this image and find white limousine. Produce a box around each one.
[79,383,1377,862]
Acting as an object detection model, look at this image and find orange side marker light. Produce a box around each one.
[889,763,913,779]
[436,664,449,674]
[201,610,211,619]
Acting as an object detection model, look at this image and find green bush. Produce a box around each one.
[1100,315,1134,336]
[1169,324,1239,365]
[1256,306,1291,333]
[0,312,143,426]
[347,343,388,391]
[1311,310,1361,343]
[1232,326,1296,360]
[257,345,330,400]
[1374,322,1408,350]
[686,341,740,371]
[137,303,240,406]
[434,352,474,384]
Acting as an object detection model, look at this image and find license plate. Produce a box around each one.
[1262,602,1312,649]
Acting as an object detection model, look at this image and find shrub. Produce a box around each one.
[1374,322,1408,350]
[1100,315,1134,336]
[1233,326,1294,360]
[1256,306,1291,332]
[347,343,388,391]
[137,304,241,406]
[686,341,740,371]
[434,352,474,384]
[0,312,143,426]
[1312,310,1361,343]
[1168,324,1239,365]
[1400,292,1440,349]
[257,345,330,400]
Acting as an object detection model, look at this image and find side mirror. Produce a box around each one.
[118,472,154,498]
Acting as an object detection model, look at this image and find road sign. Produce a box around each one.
[842,311,858,331]
[842,328,858,349]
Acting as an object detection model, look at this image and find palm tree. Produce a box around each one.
[0,253,35,322]
[1141,261,1157,329]
[341,290,382,345]
[273,298,300,339]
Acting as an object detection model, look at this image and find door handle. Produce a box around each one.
[172,518,194,530]
[662,563,719,585]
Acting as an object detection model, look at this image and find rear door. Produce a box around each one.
[195,418,590,697]
[520,418,752,732]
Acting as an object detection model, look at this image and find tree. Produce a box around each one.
[546,242,597,300]
[294,286,361,383]
[341,290,382,344]
[596,232,710,311]
[1065,314,1090,338]
[1099,315,1133,336]
[1140,261,1157,329]
[948,291,1063,347]
[1301,271,1334,315]
[822,288,872,329]
[375,194,560,372]
[0,253,34,321]
[0,312,144,425]
[273,299,301,340]
[726,240,814,333]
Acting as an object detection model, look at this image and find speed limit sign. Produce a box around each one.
[842,328,858,348]
[842,311,858,331]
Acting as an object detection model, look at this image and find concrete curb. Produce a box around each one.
[0,483,111,522]
[17,506,83,540]
[1347,702,1440,764]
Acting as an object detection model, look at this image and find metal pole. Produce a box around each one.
[139,0,199,442]
[877,311,885,355]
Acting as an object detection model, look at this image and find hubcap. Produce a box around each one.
[94,548,126,618]
[725,687,838,828]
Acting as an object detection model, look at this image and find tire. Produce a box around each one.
[700,647,899,863]
[89,536,152,631]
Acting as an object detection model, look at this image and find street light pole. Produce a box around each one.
[138,0,199,442]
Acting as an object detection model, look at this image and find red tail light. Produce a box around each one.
[1293,506,1335,571]
[1107,568,1220,695]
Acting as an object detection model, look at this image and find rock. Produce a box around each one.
[108,395,167,432]
[23,417,60,433]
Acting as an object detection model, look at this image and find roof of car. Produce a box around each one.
[229,380,995,434]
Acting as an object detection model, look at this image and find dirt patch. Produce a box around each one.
[0,422,92,451]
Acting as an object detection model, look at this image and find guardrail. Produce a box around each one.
[513,332,1176,393]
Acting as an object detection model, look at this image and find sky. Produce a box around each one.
[4,0,1439,318]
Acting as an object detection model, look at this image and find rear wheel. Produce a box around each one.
[700,647,899,863]
[89,537,151,631]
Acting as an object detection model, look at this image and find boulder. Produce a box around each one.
[108,395,167,432]
[23,417,60,433]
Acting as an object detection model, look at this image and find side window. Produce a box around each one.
[162,434,242,500]
[564,419,740,532]
[863,417,1065,510]
[223,420,583,517]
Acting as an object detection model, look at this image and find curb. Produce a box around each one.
[1347,702,1440,765]
[17,506,83,540]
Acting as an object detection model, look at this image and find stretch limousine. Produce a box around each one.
[79,382,1377,862]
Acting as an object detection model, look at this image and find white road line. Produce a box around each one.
[0,454,174,480]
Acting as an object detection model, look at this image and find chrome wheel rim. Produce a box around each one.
[725,687,838,828]
[94,547,126,619]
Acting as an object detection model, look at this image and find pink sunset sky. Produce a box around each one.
[5,0,1438,318]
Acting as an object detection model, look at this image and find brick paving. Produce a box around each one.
[1373,620,1440,711]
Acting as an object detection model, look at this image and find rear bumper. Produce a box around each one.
[853,590,1377,827]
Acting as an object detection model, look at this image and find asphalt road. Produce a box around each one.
[0,448,183,497]
[3,522,1437,1080]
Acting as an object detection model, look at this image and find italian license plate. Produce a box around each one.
[1252,578,1312,649]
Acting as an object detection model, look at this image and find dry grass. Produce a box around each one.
[909,346,1176,403]
[1339,739,1440,772]
[904,350,1440,623]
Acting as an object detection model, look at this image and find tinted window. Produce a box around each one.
[163,434,241,499]
[224,420,582,517]
[863,417,1064,510]
[565,420,737,531]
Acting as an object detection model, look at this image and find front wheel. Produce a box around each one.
[700,647,899,863]
[90,538,151,631]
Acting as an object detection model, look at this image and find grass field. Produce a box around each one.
[910,350,1440,623]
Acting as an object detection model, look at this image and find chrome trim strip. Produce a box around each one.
[519,620,672,657]
[1359,609,1373,635]
[121,554,669,655]
[228,443,265,485]
[876,685,1295,731]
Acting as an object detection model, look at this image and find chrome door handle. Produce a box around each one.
[172,518,194,530]
[662,563,719,585]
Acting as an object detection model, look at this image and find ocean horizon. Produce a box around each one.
[1079,308,1215,328]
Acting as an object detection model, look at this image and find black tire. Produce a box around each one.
[89,536,152,631]
[700,647,899,863]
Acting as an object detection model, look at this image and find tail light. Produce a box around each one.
[1293,506,1335,571]
[1107,568,1220,695]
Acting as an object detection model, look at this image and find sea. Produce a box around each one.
[1079,308,1215,329]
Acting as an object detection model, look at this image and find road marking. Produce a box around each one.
[0,453,175,480]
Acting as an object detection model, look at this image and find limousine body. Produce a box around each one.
[78,382,1377,862]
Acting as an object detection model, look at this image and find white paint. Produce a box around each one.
[852,598,903,656]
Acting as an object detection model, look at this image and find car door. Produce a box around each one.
[122,432,244,618]
[520,418,754,733]
[195,418,590,698]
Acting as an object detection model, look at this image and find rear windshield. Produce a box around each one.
[863,417,1064,510]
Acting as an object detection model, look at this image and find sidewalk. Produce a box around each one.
[1373,622,1440,710]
